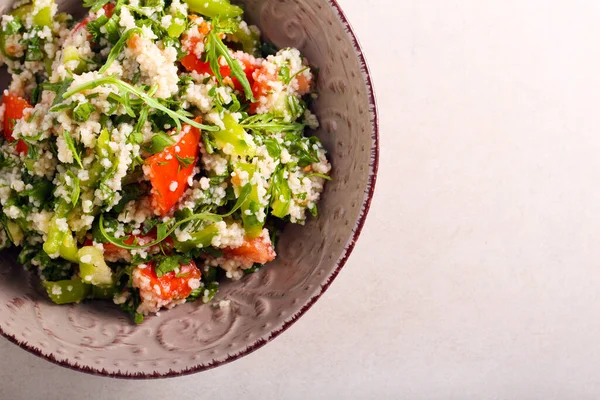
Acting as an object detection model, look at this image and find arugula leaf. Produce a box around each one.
[62,130,83,168]
[66,170,81,205]
[99,28,142,74]
[284,67,310,85]
[63,77,218,131]
[49,78,75,107]
[205,22,256,102]
[305,172,331,181]
[240,113,305,134]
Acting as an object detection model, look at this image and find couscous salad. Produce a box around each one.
[0,0,330,321]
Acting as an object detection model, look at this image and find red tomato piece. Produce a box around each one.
[180,34,257,93]
[138,259,201,301]
[2,93,30,155]
[249,66,277,114]
[223,233,276,265]
[145,122,202,216]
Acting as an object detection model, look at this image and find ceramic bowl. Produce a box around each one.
[0,0,378,378]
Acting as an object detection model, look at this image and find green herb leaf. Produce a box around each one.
[66,170,81,205]
[50,78,75,107]
[155,254,190,278]
[305,172,331,181]
[97,183,253,250]
[175,154,195,169]
[83,0,111,12]
[73,102,95,122]
[148,132,175,154]
[240,113,305,134]
[62,130,83,168]
[63,77,218,131]
[206,22,256,102]
[4,16,22,35]
[99,28,143,74]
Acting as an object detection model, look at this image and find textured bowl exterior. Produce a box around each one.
[0,0,378,377]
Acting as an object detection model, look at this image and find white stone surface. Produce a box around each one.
[5,0,600,398]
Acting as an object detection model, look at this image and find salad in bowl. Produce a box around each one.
[0,0,330,322]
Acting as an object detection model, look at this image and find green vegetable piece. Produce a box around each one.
[43,279,91,305]
[63,46,87,74]
[91,284,114,299]
[5,220,23,246]
[183,0,242,18]
[33,6,52,26]
[60,232,79,263]
[234,163,264,238]
[43,219,66,257]
[270,168,291,218]
[78,246,113,286]
[214,113,256,158]
[167,14,186,38]
[43,200,79,262]
[232,23,259,56]
[174,223,219,252]
[11,1,53,27]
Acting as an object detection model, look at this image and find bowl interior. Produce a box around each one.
[0,0,377,377]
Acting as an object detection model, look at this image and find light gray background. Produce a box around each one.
[3,0,600,398]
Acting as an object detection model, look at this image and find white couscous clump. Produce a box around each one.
[0,0,330,321]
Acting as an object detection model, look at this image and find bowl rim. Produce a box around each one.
[0,0,380,379]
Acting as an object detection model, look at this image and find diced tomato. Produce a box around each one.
[85,232,174,258]
[180,34,258,92]
[137,259,201,301]
[73,4,115,33]
[2,93,30,155]
[103,3,115,17]
[249,66,277,114]
[145,121,202,216]
[223,233,276,265]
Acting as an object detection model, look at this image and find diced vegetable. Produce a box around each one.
[43,200,79,262]
[231,24,260,56]
[183,0,243,18]
[2,93,30,155]
[223,233,276,265]
[63,46,88,74]
[213,113,255,158]
[181,33,258,93]
[270,168,291,218]
[137,259,201,301]
[145,122,201,215]
[43,279,91,304]
[78,246,113,286]
[174,222,219,252]
[233,162,263,238]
